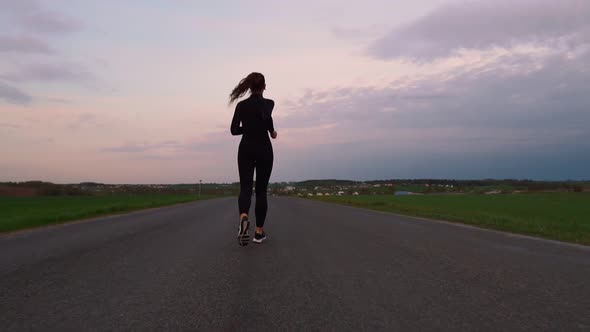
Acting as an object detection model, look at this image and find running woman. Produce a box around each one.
[229,72,277,246]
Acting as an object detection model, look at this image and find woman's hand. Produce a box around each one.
[271,130,278,139]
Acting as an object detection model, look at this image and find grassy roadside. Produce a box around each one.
[0,194,220,233]
[310,193,590,245]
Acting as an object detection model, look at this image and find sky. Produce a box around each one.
[1,0,589,183]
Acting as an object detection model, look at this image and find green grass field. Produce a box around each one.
[0,194,217,233]
[312,193,590,245]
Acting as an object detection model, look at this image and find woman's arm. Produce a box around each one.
[230,104,243,136]
[268,116,275,133]
[267,100,277,138]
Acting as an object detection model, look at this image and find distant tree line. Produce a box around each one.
[1,178,587,197]
[0,181,242,196]
[290,179,588,192]
[0,181,85,196]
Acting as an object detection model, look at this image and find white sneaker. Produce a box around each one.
[237,216,250,246]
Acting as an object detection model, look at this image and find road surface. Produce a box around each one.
[1,197,589,331]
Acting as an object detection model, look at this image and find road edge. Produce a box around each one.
[1,196,233,237]
[296,197,590,250]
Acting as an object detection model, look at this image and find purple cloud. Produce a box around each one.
[0,0,81,34]
[275,45,590,180]
[0,123,22,128]
[369,0,590,60]
[286,49,590,134]
[0,0,37,13]
[0,0,91,105]
[0,81,33,105]
[0,35,53,54]
[101,132,237,160]
[3,63,94,83]
[19,10,83,34]
[332,25,384,42]
[102,141,184,154]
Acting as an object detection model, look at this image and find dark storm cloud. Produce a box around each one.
[369,0,590,60]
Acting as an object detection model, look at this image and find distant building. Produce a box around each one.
[485,190,501,195]
[395,191,424,196]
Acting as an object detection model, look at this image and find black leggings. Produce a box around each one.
[238,142,273,227]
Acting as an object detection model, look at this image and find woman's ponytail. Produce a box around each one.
[229,72,265,104]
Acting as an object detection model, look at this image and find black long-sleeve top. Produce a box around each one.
[230,93,275,143]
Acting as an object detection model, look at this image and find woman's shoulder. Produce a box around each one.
[263,98,275,109]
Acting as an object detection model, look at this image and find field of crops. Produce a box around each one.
[313,193,590,245]
[0,194,216,233]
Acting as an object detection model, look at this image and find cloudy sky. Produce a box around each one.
[1,0,589,183]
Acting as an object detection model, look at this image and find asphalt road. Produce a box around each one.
[1,197,589,331]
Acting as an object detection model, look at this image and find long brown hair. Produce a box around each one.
[229,72,265,104]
